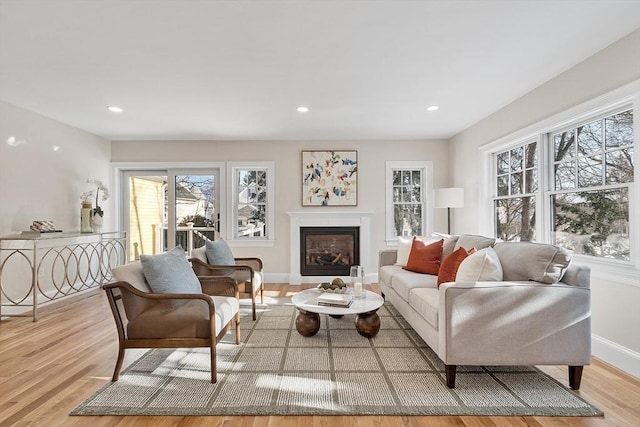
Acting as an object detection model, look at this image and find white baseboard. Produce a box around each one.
[592,334,640,379]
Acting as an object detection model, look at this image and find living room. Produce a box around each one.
[1,1,639,425]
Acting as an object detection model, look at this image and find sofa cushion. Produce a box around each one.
[391,270,438,301]
[191,246,208,263]
[408,287,439,329]
[127,295,239,339]
[140,246,202,294]
[493,242,571,284]
[379,264,404,286]
[454,234,496,252]
[205,238,236,265]
[404,238,443,274]
[438,247,475,286]
[456,247,503,282]
[112,261,152,293]
[442,235,460,259]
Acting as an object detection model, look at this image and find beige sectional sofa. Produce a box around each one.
[378,234,591,389]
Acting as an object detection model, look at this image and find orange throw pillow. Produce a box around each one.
[437,247,476,287]
[403,238,444,275]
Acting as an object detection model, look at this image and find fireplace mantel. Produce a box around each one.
[287,211,374,284]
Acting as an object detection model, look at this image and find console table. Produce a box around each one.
[0,231,127,321]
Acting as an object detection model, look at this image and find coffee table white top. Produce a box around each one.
[291,288,384,316]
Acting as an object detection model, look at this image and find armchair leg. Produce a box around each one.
[235,313,241,344]
[211,344,217,383]
[251,293,257,320]
[260,286,264,304]
[112,347,125,382]
[445,364,457,388]
[569,366,583,390]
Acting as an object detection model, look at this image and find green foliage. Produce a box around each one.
[178,215,216,227]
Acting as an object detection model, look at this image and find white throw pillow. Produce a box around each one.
[395,236,414,266]
[456,247,503,281]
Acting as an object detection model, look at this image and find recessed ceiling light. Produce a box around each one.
[426,105,439,112]
[296,106,309,113]
[52,145,60,151]
[107,105,124,113]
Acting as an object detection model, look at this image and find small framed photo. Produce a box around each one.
[302,150,357,206]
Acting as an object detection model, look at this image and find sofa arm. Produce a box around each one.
[379,249,397,267]
[437,281,591,367]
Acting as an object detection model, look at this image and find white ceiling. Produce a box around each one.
[1,0,639,141]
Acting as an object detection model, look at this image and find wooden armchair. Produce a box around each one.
[103,261,240,383]
[191,245,264,320]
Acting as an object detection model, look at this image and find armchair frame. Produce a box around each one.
[103,276,240,383]
[191,257,264,320]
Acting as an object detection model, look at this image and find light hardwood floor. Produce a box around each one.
[1,284,638,427]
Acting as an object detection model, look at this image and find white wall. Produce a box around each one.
[111,139,450,276]
[449,29,640,374]
[0,102,112,234]
[0,102,112,305]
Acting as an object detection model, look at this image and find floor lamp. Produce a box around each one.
[434,188,464,235]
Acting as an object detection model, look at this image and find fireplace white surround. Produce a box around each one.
[287,211,374,285]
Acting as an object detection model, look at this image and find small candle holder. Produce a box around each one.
[350,265,365,299]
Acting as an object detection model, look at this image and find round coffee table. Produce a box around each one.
[291,288,384,338]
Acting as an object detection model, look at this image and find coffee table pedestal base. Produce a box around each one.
[295,310,321,337]
[355,311,381,338]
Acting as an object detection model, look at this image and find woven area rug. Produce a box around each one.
[72,297,602,416]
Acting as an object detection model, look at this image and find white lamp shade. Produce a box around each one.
[434,188,464,208]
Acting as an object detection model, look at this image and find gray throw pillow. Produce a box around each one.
[205,239,236,265]
[493,241,572,284]
[140,246,202,294]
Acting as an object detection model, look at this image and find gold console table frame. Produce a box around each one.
[0,231,127,321]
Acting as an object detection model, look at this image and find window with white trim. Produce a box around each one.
[490,106,634,261]
[385,161,432,241]
[229,162,274,241]
[550,109,633,260]
[494,141,538,242]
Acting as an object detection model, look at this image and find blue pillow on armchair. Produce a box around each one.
[140,246,202,294]
[205,238,236,265]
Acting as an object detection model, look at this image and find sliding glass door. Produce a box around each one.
[171,171,219,254]
[122,169,220,260]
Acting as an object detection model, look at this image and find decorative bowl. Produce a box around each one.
[317,285,348,294]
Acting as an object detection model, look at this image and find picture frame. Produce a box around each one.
[302,150,357,206]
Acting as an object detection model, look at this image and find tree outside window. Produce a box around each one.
[494,141,537,242]
[392,169,423,236]
[551,110,633,260]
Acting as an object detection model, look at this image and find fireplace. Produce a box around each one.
[300,227,360,276]
[287,210,373,284]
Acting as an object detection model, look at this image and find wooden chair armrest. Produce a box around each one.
[190,258,253,277]
[198,276,239,298]
[234,257,263,271]
[103,281,214,305]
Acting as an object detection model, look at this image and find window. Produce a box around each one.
[551,110,633,260]
[385,161,432,242]
[487,100,635,262]
[229,162,274,242]
[494,141,538,242]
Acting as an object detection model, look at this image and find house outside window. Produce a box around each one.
[385,161,432,242]
[229,162,275,242]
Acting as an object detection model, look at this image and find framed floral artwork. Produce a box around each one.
[302,150,357,206]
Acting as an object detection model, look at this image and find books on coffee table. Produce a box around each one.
[317,292,353,308]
